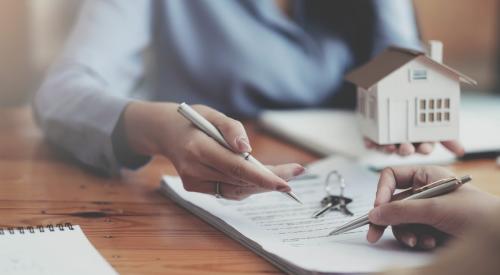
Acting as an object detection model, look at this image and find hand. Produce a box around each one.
[366,166,500,250]
[364,138,465,157]
[122,101,304,200]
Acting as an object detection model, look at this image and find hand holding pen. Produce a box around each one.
[177,103,303,202]
[120,101,305,201]
[361,166,500,250]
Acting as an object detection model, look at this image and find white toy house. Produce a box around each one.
[345,41,477,145]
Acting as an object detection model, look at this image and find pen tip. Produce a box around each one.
[287,192,303,204]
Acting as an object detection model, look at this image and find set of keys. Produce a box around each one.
[312,171,354,218]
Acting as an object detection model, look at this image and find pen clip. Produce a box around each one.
[391,177,458,201]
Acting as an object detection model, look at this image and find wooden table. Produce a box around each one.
[1,107,499,274]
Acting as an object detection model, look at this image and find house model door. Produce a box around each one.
[389,98,409,143]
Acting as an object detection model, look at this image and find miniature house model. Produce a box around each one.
[345,41,477,145]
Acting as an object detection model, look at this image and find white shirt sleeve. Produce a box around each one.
[34,0,152,174]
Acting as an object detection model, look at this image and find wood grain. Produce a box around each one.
[0,107,499,274]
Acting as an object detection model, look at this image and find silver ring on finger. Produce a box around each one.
[214,182,223,199]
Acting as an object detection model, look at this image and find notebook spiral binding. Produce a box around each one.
[0,223,74,235]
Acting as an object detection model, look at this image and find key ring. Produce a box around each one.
[324,170,345,197]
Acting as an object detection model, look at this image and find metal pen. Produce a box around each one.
[329,175,472,236]
[177,102,302,204]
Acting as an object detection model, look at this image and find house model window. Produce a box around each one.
[411,69,428,81]
[417,98,452,125]
[345,41,477,145]
[419,98,451,125]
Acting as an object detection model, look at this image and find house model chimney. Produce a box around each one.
[426,40,443,63]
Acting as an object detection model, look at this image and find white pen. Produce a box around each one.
[177,102,303,204]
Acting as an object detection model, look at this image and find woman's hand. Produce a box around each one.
[367,166,500,250]
[364,138,465,157]
[122,101,304,200]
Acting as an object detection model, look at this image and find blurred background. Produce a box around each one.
[0,0,498,106]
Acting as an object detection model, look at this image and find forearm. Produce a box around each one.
[34,0,153,174]
[34,64,131,174]
[119,101,179,158]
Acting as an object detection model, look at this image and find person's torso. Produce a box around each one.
[149,0,361,117]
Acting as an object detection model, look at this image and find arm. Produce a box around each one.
[34,0,303,198]
[34,0,153,174]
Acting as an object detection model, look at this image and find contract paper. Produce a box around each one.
[161,157,434,274]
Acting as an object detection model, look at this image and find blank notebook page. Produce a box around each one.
[0,225,117,275]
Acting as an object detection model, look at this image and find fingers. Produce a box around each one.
[369,222,446,250]
[397,143,415,156]
[369,199,441,227]
[209,163,304,187]
[368,219,448,250]
[363,138,437,156]
[374,165,455,207]
[392,224,448,250]
[181,163,304,200]
[416,142,434,154]
[374,167,419,206]
[419,235,436,250]
[198,137,292,191]
[218,183,268,200]
[363,138,377,149]
[268,164,305,181]
[178,163,248,187]
[383,144,397,154]
[367,224,386,243]
[392,226,418,248]
[183,181,268,201]
[201,106,251,153]
[441,140,465,157]
[374,168,398,206]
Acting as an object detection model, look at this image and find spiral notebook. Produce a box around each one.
[0,223,117,275]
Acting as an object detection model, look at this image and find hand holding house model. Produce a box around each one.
[345,41,477,146]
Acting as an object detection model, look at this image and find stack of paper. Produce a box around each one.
[161,157,433,274]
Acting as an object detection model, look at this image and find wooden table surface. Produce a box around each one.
[1,107,499,274]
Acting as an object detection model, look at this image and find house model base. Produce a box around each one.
[345,41,476,145]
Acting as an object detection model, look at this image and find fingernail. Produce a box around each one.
[292,165,306,176]
[422,236,436,249]
[236,136,252,152]
[402,234,417,248]
[276,184,291,192]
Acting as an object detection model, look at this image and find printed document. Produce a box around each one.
[161,157,434,274]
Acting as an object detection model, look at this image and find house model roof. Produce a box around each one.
[345,46,477,90]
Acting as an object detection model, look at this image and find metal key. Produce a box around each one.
[312,195,341,218]
[313,170,354,218]
[313,195,353,218]
[337,197,354,216]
